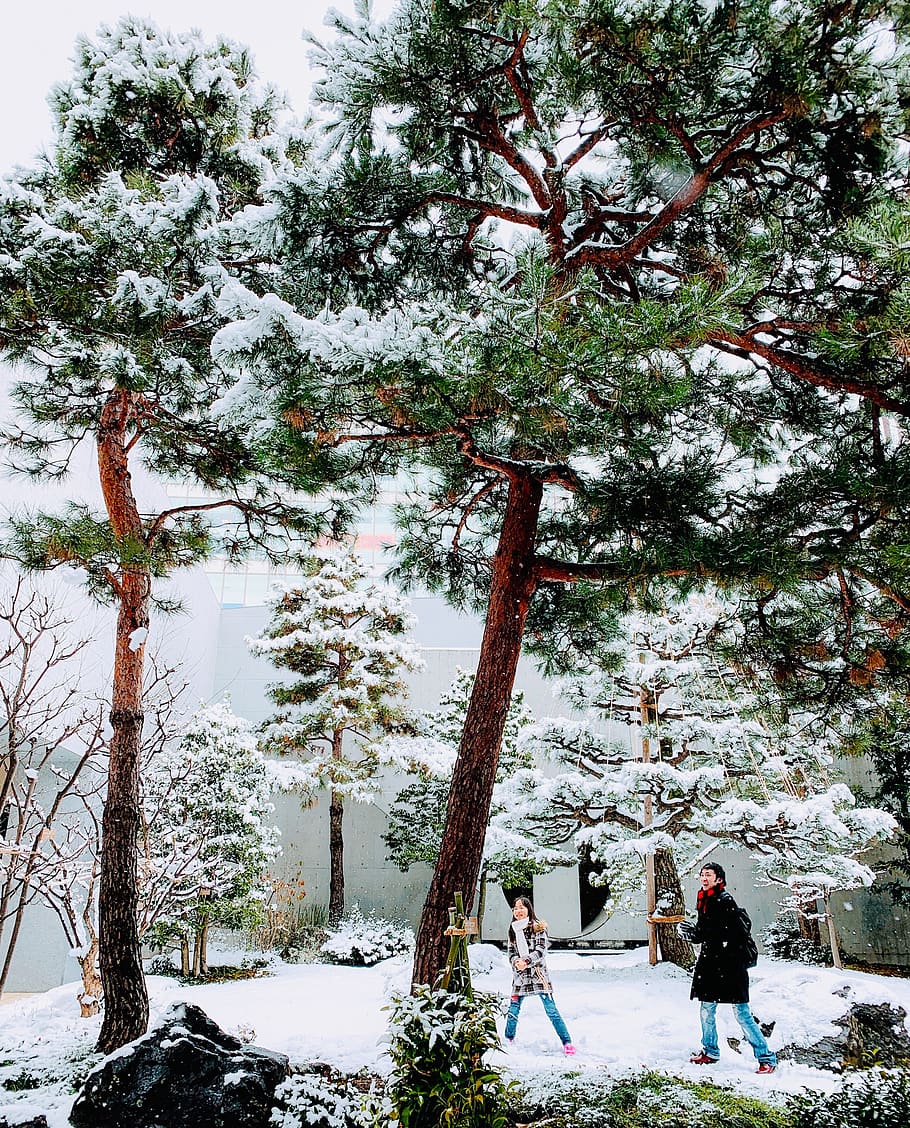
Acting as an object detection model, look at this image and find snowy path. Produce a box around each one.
[2,945,909,1125]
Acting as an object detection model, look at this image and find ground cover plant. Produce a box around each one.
[510,1069,790,1128]
[785,1069,910,1128]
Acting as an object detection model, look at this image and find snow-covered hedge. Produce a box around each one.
[320,907,414,966]
[787,1069,910,1128]
[270,1068,381,1128]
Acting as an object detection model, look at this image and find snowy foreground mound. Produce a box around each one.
[2,946,908,1127]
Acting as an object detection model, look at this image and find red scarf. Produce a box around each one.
[696,881,726,913]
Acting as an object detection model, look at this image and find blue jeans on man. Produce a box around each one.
[699,1001,777,1065]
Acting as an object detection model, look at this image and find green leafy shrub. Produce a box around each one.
[383,985,513,1128]
[786,1069,910,1128]
[146,953,270,983]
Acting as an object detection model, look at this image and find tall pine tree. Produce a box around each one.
[209,0,909,983]
[0,20,328,1049]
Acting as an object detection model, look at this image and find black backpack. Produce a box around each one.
[733,904,759,968]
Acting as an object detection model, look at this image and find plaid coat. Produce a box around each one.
[507,920,554,997]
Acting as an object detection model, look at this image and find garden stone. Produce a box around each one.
[0,1115,48,1128]
[68,1002,289,1128]
[777,1001,910,1071]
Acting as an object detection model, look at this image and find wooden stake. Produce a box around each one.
[824,893,843,970]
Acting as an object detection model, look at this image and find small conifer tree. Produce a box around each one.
[140,700,280,975]
[249,549,422,924]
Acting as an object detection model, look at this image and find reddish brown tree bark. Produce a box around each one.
[96,392,150,1053]
[654,848,695,969]
[412,474,542,985]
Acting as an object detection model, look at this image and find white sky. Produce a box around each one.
[1,0,395,174]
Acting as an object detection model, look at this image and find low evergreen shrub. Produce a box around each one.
[271,1066,382,1128]
[321,906,414,966]
[786,1069,910,1128]
[760,915,830,965]
[508,1069,788,1128]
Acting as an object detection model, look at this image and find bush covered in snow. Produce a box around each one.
[270,1066,382,1128]
[761,915,830,966]
[320,906,413,966]
[787,1069,910,1128]
[510,1069,787,1128]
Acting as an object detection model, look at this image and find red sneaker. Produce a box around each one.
[689,1052,718,1065]
[756,1062,776,1074]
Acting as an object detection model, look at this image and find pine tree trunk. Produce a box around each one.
[96,392,151,1054]
[412,475,542,987]
[180,937,190,976]
[653,848,694,968]
[328,730,345,927]
[797,897,823,944]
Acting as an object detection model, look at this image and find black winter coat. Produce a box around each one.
[689,888,750,1004]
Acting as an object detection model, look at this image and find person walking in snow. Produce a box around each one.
[504,895,576,1055]
[680,861,777,1074]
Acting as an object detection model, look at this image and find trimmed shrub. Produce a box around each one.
[321,906,413,966]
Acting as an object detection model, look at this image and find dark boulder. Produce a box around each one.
[0,1116,48,1128]
[69,1002,289,1128]
[778,1000,910,1071]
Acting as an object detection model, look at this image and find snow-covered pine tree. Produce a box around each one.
[139,700,280,975]
[382,668,571,931]
[703,784,895,968]
[210,0,910,984]
[498,594,894,965]
[0,20,333,1050]
[248,549,422,924]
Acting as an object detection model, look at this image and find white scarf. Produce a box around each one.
[512,915,530,961]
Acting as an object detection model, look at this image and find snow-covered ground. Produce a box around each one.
[2,945,907,1127]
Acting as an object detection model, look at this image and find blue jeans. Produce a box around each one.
[505,993,572,1045]
[699,1001,776,1064]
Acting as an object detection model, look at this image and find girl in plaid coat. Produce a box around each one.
[504,896,575,1054]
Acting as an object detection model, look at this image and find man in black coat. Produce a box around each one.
[680,861,777,1074]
